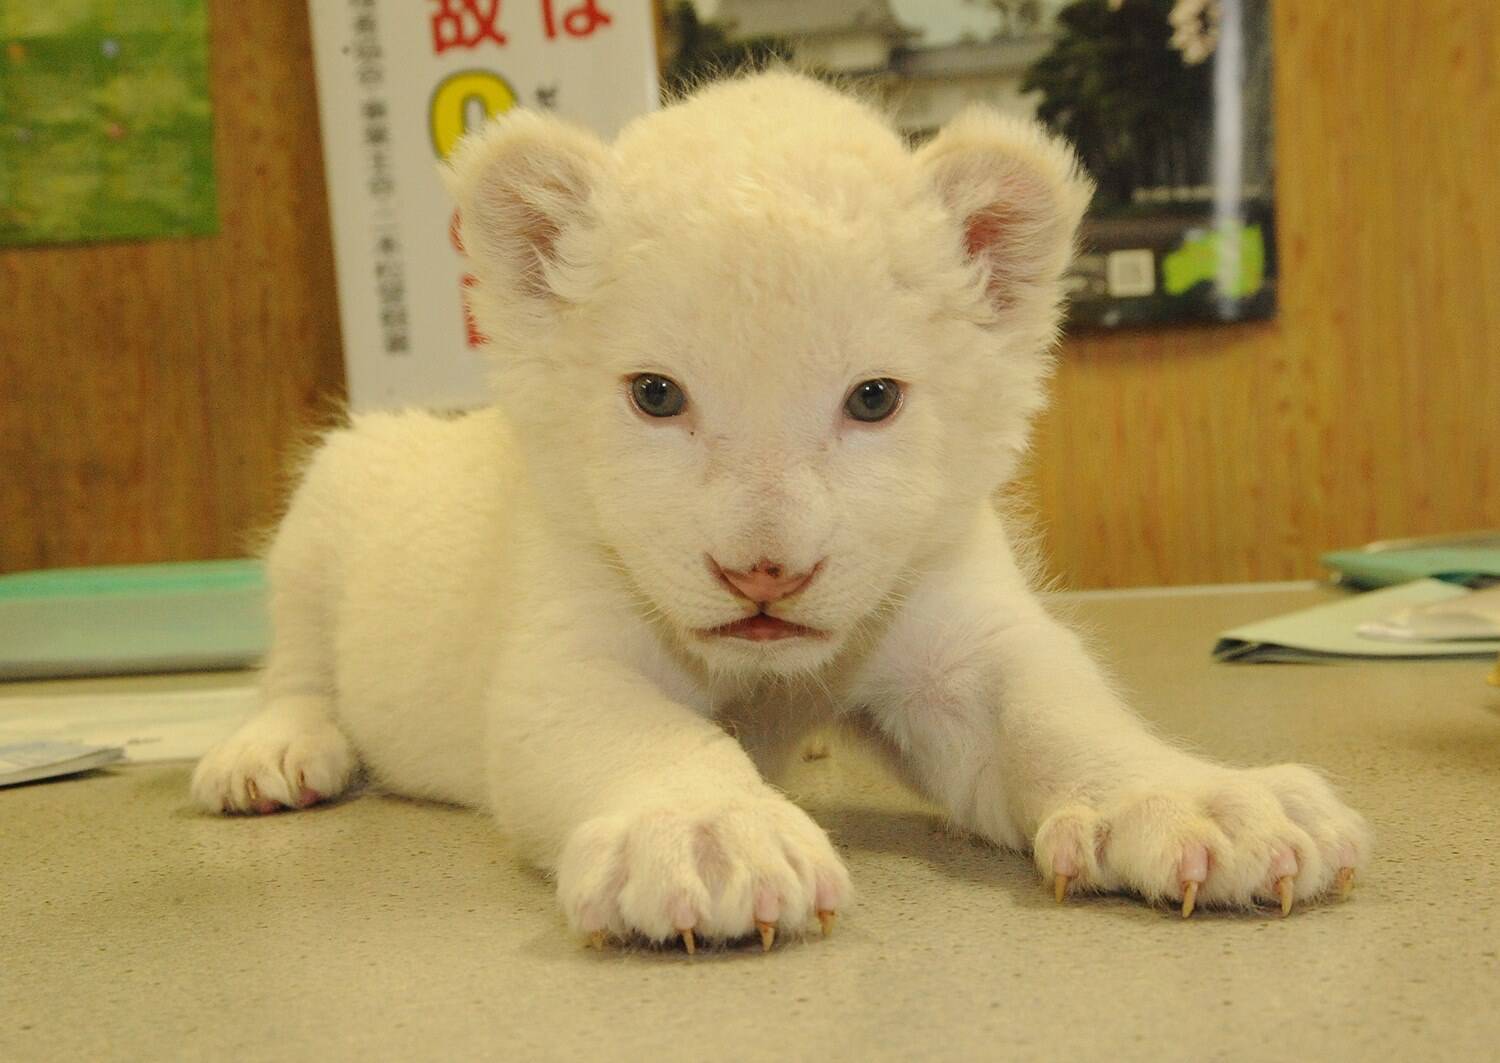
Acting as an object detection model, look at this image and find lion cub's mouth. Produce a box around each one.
[701,613,826,642]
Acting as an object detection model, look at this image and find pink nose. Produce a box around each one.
[712,558,817,604]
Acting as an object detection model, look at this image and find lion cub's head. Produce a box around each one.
[449,72,1090,675]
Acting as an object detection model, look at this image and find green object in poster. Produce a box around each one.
[1163,223,1266,298]
[0,0,216,247]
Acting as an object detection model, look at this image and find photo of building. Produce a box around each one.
[663,0,1276,328]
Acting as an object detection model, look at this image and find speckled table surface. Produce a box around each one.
[3,585,1497,1062]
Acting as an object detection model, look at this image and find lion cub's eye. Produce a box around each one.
[844,378,902,423]
[629,374,687,418]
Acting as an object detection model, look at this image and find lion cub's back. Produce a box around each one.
[286,405,519,805]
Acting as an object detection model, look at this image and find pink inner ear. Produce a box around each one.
[471,164,580,301]
[964,205,1028,308]
[518,205,562,295]
[964,210,1008,259]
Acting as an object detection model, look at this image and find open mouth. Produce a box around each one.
[702,613,825,643]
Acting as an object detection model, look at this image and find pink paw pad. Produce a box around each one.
[1269,848,1299,880]
[814,875,842,913]
[753,887,780,925]
[1052,848,1079,877]
[1035,806,1100,891]
[669,897,697,933]
[1179,843,1210,884]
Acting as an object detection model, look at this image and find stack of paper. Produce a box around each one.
[0,741,123,787]
[0,687,255,765]
[1214,580,1500,662]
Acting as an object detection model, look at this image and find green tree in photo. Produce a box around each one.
[1022,0,1212,210]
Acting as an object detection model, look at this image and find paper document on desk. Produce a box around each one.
[1214,580,1500,662]
[0,687,256,763]
[1356,583,1500,642]
[0,741,125,787]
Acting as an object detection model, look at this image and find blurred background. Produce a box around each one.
[1,0,1496,589]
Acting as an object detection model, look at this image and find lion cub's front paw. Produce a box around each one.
[191,701,356,814]
[1033,764,1371,916]
[556,792,851,952]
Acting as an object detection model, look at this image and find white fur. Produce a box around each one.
[193,73,1369,940]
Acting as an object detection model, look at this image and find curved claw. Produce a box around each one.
[1276,875,1295,917]
[1053,873,1071,904]
[1179,843,1209,919]
[1336,866,1356,899]
[681,929,696,955]
[817,910,836,937]
[756,921,775,952]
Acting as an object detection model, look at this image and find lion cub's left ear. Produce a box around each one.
[917,107,1093,318]
[443,109,614,309]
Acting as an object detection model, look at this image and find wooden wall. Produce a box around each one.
[2,2,1496,588]
[0,1,345,570]
[1028,1,1500,586]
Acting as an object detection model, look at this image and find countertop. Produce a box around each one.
[3,585,1497,1061]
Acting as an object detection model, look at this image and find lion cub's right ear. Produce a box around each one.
[917,106,1092,323]
[444,110,614,307]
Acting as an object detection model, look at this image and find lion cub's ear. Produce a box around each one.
[917,107,1093,318]
[445,110,614,307]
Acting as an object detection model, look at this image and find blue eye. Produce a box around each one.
[844,378,902,422]
[630,374,687,417]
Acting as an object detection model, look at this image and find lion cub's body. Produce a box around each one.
[194,74,1369,944]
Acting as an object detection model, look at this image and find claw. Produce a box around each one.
[588,931,605,950]
[756,921,775,952]
[1180,880,1198,919]
[1336,867,1355,899]
[817,910,836,937]
[1053,873,1071,904]
[1276,875,1295,916]
[681,929,696,955]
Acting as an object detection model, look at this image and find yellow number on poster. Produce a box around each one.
[430,71,517,159]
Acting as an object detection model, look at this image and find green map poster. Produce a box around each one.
[0,0,216,246]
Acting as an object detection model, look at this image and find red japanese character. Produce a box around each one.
[431,0,506,54]
[540,0,611,40]
[449,209,466,254]
[461,275,488,346]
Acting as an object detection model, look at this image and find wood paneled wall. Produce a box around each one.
[2,2,1496,587]
[1028,1,1500,586]
[0,1,345,570]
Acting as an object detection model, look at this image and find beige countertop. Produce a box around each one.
[3,585,1497,1061]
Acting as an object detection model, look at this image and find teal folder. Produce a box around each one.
[0,561,268,680]
[1321,546,1500,589]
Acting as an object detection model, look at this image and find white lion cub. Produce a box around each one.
[193,73,1369,946]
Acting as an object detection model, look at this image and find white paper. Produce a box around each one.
[0,687,257,763]
[1213,580,1500,661]
[1358,583,1500,643]
[308,0,659,411]
[0,741,125,786]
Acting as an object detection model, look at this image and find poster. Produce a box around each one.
[308,0,660,411]
[661,0,1275,330]
[0,0,217,247]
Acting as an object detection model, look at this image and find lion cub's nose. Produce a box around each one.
[711,557,817,604]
